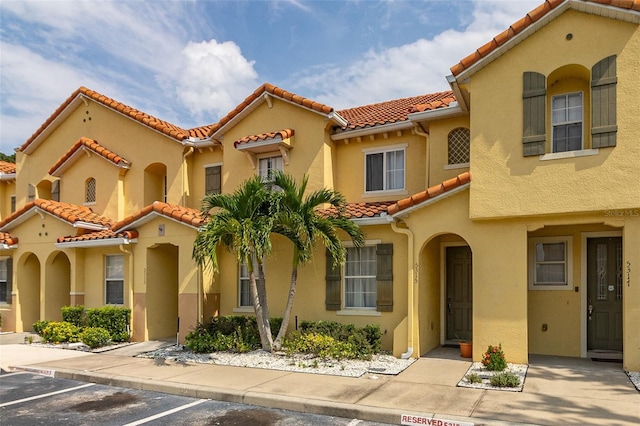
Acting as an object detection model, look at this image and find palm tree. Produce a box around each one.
[192,175,277,351]
[270,171,365,350]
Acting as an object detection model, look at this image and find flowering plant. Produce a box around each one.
[482,343,507,371]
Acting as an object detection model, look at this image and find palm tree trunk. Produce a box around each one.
[249,260,272,351]
[256,260,273,349]
[273,269,299,351]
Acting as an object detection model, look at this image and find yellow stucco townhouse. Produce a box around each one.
[0,0,638,372]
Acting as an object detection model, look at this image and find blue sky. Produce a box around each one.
[0,0,540,154]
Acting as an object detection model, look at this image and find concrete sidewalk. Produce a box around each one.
[0,335,638,425]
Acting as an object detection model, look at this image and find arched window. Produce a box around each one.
[85,177,96,203]
[448,128,470,165]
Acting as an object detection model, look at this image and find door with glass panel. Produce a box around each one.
[446,246,472,342]
[587,237,623,355]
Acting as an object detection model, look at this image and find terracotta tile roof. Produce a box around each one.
[0,232,18,246]
[450,0,640,77]
[408,96,457,113]
[321,201,396,219]
[0,161,16,174]
[388,172,471,215]
[0,199,113,230]
[233,129,295,149]
[57,229,138,244]
[336,91,455,131]
[20,87,195,152]
[48,137,130,176]
[207,83,334,137]
[114,201,205,231]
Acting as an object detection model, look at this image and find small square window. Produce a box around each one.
[529,237,573,290]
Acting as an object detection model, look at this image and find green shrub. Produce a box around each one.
[283,332,362,360]
[86,306,130,342]
[62,305,85,328]
[186,315,283,353]
[466,373,482,384]
[80,327,111,349]
[489,371,521,387]
[298,320,380,358]
[482,344,508,371]
[33,320,51,336]
[41,321,80,344]
[185,327,216,353]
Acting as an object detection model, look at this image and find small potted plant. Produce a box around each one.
[459,340,472,358]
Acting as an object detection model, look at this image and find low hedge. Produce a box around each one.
[86,306,130,342]
[185,315,282,353]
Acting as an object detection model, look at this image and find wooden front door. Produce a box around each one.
[446,246,472,341]
[587,237,623,354]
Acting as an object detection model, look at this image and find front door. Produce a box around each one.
[587,237,623,355]
[446,246,472,342]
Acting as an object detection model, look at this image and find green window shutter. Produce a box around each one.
[325,249,341,311]
[591,55,617,148]
[522,72,546,156]
[376,243,393,312]
[6,258,13,304]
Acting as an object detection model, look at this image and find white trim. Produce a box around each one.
[336,309,381,317]
[69,292,85,296]
[331,121,414,141]
[408,104,462,122]
[0,173,16,181]
[390,183,469,219]
[55,237,136,248]
[352,216,390,226]
[362,189,408,198]
[203,162,223,168]
[580,230,622,358]
[440,241,470,345]
[361,143,407,154]
[528,236,574,290]
[540,149,599,161]
[444,163,469,170]
[116,211,200,232]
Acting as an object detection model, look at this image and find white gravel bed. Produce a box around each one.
[626,370,640,391]
[457,362,528,392]
[137,345,415,378]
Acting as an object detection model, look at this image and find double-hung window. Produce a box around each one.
[364,146,405,193]
[0,259,8,303]
[258,156,283,182]
[105,255,124,304]
[344,246,377,309]
[529,237,573,290]
[551,92,583,153]
[238,256,259,308]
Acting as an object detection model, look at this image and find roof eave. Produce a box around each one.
[390,183,470,219]
[352,215,391,226]
[408,104,464,123]
[0,173,16,181]
[23,95,85,155]
[1,243,18,250]
[331,120,414,141]
[55,237,137,249]
[115,212,200,233]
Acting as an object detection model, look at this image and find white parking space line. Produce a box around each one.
[0,383,95,407]
[122,399,208,426]
[0,371,29,378]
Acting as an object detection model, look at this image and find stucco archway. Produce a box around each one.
[44,251,71,322]
[17,252,41,331]
[146,244,178,340]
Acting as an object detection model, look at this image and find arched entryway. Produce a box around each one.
[44,251,71,322]
[418,233,473,355]
[146,244,178,340]
[17,253,41,331]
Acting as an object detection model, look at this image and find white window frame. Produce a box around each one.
[204,163,223,195]
[551,92,583,153]
[105,255,124,305]
[343,245,377,310]
[0,258,7,304]
[362,144,406,195]
[257,155,283,182]
[528,236,573,290]
[236,255,260,310]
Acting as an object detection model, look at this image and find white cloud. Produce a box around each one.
[176,40,259,123]
[287,0,540,109]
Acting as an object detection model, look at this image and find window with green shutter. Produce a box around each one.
[591,55,617,148]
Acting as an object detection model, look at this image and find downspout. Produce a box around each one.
[390,219,415,359]
[413,125,430,188]
[119,244,134,339]
[182,146,195,206]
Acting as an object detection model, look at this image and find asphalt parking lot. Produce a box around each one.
[0,371,391,426]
